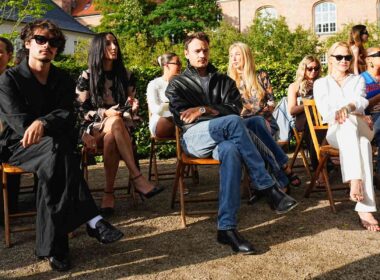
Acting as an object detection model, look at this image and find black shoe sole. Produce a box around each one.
[217,238,257,255]
[274,201,299,214]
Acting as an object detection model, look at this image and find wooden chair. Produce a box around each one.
[148,135,177,184]
[171,126,221,228]
[289,126,313,180]
[1,163,36,247]
[302,99,348,213]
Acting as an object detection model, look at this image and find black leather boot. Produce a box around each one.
[217,229,257,255]
[261,185,298,214]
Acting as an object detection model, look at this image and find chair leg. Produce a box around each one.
[179,164,187,228]
[148,139,155,182]
[304,153,328,198]
[171,161,181,209]
[322,165,336,213]
[289,139,302,169]
[299,147,313,180]
[2,172,11,247]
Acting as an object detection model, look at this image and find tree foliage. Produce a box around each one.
[0,0,51,34]
[148,0,221,42]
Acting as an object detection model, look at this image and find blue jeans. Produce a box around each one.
[182,115,275,230]
[372,112,380,174]
[243,116,289,188]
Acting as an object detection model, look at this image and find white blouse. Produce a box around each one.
[146,76,172,135]
[313,74,368,125]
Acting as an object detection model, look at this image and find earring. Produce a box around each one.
[370,62,374,68]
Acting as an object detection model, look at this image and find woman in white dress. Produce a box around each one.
[314,41,378,231]
[146,53,181,138]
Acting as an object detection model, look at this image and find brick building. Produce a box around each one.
[218,0,379,36]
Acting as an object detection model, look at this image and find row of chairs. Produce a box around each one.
[1,100,346,247]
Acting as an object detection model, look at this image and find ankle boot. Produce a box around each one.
[261,185,298,214]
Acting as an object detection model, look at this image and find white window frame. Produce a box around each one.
[314,2,337,35]
[256,6,278,19]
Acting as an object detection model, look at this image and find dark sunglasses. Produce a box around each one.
[32,35,61,48]
[166,62,182,66]
[306,66,320,72]
[368,51,380,58]
[331,54,353,61]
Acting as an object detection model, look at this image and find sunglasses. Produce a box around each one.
[306,66,320,72]
[32,35,61,48]
[331,54,353,61]
[368,51,380,58]
[166,62,182,66]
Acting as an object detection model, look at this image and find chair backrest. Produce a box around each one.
[303,98,328,161]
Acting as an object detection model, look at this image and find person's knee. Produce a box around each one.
[103,133,117,149]
[218,142,241,162]
[110,116,125,132]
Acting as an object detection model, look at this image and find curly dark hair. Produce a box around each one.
[20,19,66,55]
[0,37,14,54]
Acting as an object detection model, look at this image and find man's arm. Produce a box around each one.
[209,77,242,116]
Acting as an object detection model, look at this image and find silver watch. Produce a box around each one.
[199,106,206,115]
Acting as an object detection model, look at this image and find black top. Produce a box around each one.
[0,59,76,160]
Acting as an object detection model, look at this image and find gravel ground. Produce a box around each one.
[1,156,380,280]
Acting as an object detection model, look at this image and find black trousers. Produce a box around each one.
[8,136,99,257]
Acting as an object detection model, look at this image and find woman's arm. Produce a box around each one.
[287,82,304,116]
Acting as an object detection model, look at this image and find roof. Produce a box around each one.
[72,0,100,17]
[2,0,94,35]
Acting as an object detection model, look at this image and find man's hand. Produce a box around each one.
[180,106,219,124]
[82,132,97,153]
[20,120,44,148]
[180,108,202,124]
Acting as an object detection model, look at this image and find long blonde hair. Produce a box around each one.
[327,41,354,74]
[294,55,321,97]
[228,42,265,102]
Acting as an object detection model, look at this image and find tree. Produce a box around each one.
[148,0,221,42]
[0,0,51,34]
[94,0,155,37]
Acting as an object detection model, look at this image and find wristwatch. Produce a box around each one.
[199,106,206,115]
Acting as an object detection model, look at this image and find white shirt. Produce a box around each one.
[146,76,173,135]
[314,74,368,125]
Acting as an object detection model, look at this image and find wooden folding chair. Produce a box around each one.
[289,126,312,180]
[1,163,36,247]
[148,135,177,184]
[302,99,348,213]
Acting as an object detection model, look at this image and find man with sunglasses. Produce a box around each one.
[0,19,124,272]
[362,47,380,188]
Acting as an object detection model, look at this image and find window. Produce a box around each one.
[257,6,278,19]
[314,2,336,34]
[320,53,327,65]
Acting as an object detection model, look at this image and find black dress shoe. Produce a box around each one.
[46,255,71,272]
[248,190,263,205]
[217,229,257,255]
[87,219,124,244]
[262,185,298,214]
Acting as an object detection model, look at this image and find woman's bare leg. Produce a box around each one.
[102,116,156,194]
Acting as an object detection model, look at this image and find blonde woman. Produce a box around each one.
[146,52,181,138]
[287,55,321,172]
[348,24,369,75]
[228,42,300,188]
[314,42,378,231]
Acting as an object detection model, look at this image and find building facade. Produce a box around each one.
[218,0,379,36]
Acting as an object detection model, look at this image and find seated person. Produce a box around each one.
[361,47,380,187]
[166,32,298,255]
[0,19,124,271]
[76,32,163,215]
[228,42,300,189]
[315,42,378,232]
[146,52,181,138]
[287,55,323,179]
[0,37,21,215]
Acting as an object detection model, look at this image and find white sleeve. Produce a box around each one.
[146,80,167,115]
[314,78,335,124]
[353,76,368,114]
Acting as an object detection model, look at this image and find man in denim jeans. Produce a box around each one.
[166,32,298,255]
